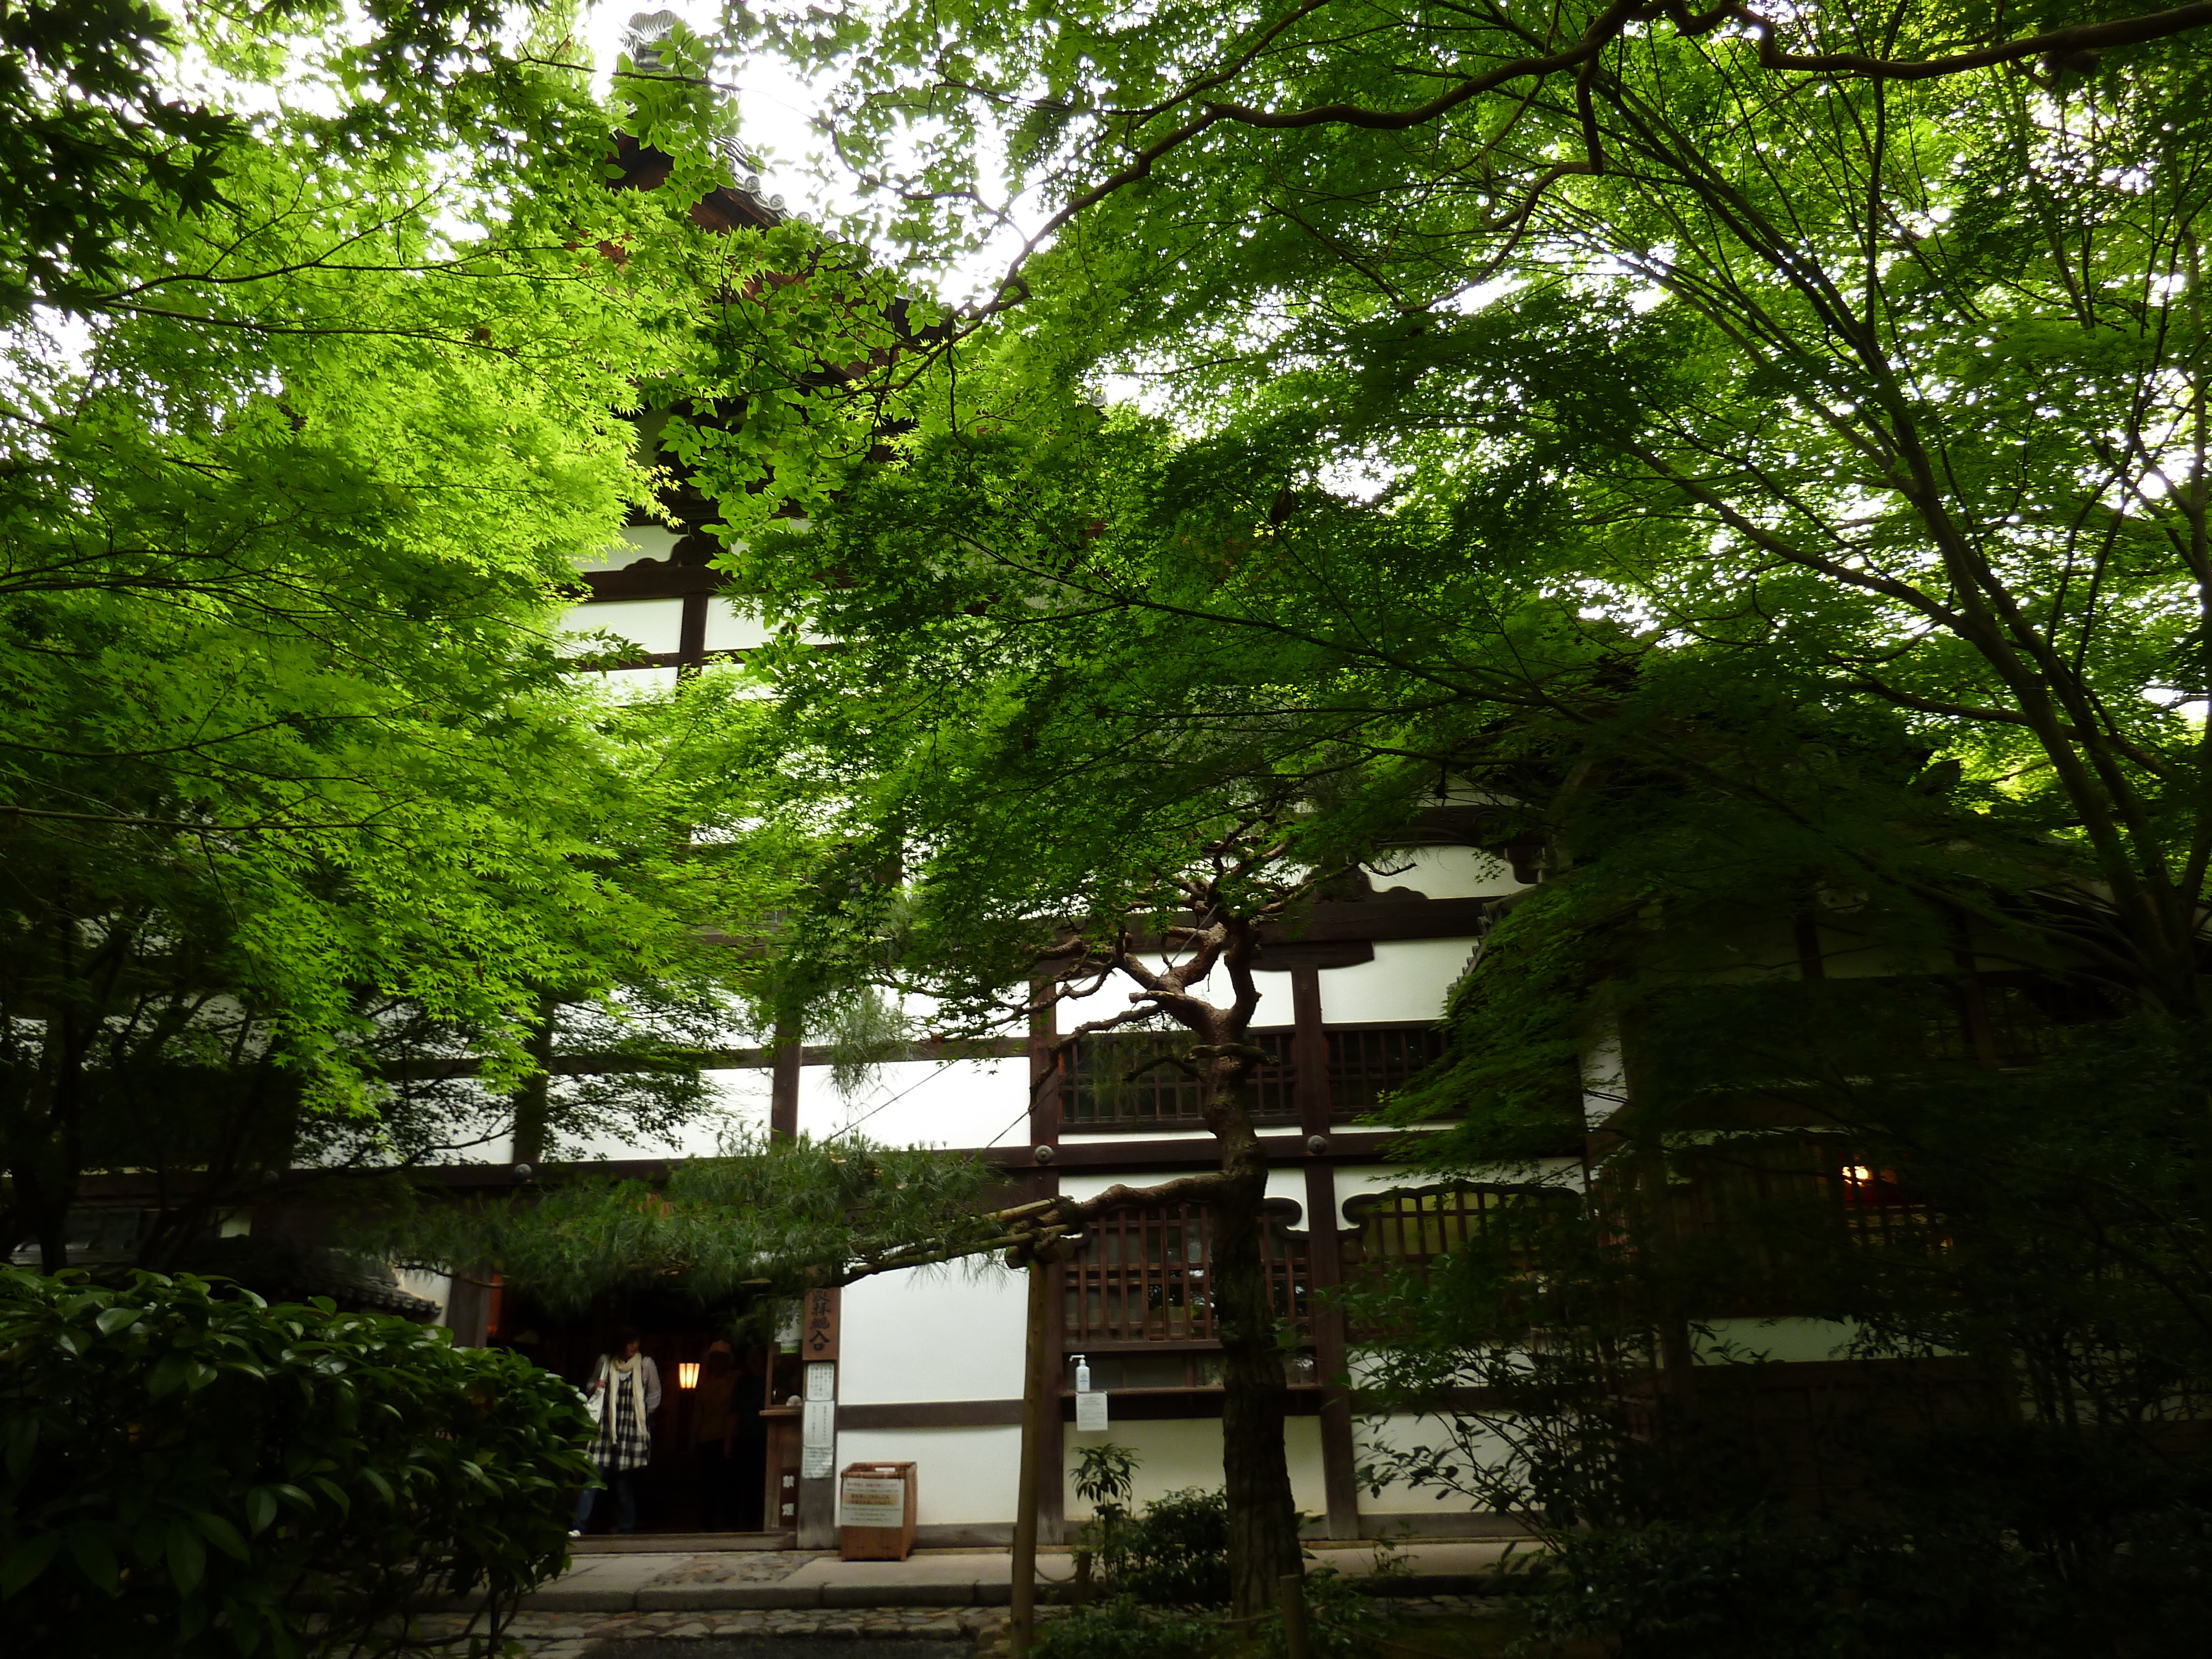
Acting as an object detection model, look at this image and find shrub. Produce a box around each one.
[0,1267,594,1656]
[1033,1594,1223,1659]
[1100,1486,1231,1605]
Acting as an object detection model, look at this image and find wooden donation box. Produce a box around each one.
[837,1461,917,1561]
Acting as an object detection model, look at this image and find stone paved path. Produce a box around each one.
[403,1593,1507,1656]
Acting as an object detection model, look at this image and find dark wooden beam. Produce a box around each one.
[575,564,729,601]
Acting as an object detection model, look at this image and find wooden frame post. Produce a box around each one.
[1292,966,1361,1540]
[1008,1239,1057,1657]
[770,1026,801,1140]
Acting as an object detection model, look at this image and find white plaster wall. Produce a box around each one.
[840,1264,1029,1405]
[1365,848,1527,901]
[703,602,775,653]
[1326,1161,1585,1232]
[398,1268,452,1322]
[1057,1166,1313,1218]
[1065,1418,1220,1515]
[1061,1416,1329,1521]
[1693,1318,1861,1365]
[837,1425,1024,1525]
[1355,1412,1500,1515]
[1317,940,1480,1025]
[554,1067,772,1161]
[576,665,679,701]
[571,525,680,573]
[1057,963,1295,1033]
[1581,1030,1625,1129]
[570,596,686,655]
[1326,1165,1430,1230]
[794,1057,1030,1150]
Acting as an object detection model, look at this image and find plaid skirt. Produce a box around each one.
[593,1365,651,1473]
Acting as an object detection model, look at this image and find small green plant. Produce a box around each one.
[1072,1441,1140,1511]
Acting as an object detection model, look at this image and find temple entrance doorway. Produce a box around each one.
[489,1284,791,1540]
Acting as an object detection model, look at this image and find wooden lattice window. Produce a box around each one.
[1326,1025,1449,1118]
[1061,1029,1297,1129]
[1063,1202,1308,1344]
[1825,1154,1943,1251]
[1343,1186,1559,1275]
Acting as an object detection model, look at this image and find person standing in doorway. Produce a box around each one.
[691,1340,738,1530]
[572,1327,660,1536]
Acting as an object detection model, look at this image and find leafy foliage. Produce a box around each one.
[376,1130,1001,1314]
[0,1265,592,1656]
[0,7,822,1265]
[709,4,2212,1647]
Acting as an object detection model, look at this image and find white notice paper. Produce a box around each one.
[1076,1390,1109,1431]
[805,1361,836,1402]
[838,1475,907,1529]
[802,1398,836,1446]
[802,1442,835,1479]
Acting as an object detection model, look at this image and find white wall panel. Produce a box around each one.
[398,1269,452,1322]
[1693,1318,1860,1365]
[837,1425,1024,1525]
[570,597,686,655]
[1324,1164,1427,1230]
[1355,1412,1500,1514]
[1058,1166,1308,1209]
[1065,1418,1221,1515]
[841,1264,1028,1404]
[1317,940,1479,1025]
[703,602,775,652]
[571,525,680,573]
[577,665,678,701]
[552,1068,771,1161]
[1365,847,1527,901]
[794,1057,1031,1150]
[1061,1417,1327,1520]
[1325,1160,1583,1232]
[1057,962,1294,1031]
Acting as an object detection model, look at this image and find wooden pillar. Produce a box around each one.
[1009,1245,1056,1657]
[677,589,709,674]
[1303,1162,1359,1540]
[770,1026,801,1140]
[795,1286,841,1548]
[1293,966,1360,1539]
[1042,1209,1067,1545]
[445,1269,494,1348]
[1027,985,1066,1542]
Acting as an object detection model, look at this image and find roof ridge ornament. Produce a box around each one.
[622,9,686,72]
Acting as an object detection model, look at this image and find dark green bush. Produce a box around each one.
[1034,1594,1223,1659]
[0,1266,593,1656]
[1098,1485,1230,1605]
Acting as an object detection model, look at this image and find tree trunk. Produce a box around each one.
[509,992,559,1168]
[1211,1125,1303,1620]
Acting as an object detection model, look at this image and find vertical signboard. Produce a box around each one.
[803,1286,841,1361]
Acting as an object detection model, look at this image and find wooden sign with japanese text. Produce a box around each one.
[802,1286,841,1362]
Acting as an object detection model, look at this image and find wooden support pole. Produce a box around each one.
[1008,1241,1056,1658]
[1280,1572,1312,1659]
[770,1027,801,1140]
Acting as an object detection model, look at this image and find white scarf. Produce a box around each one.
[604,1352,649,1432]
